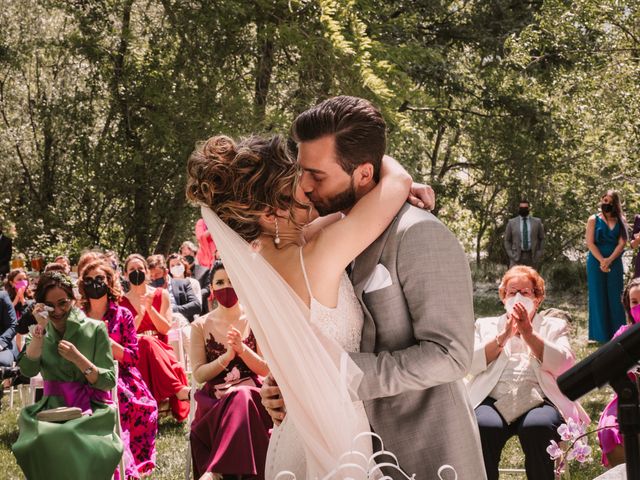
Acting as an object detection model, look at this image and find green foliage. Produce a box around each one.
[0,0,638,264]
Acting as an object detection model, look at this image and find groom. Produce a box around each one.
[262,96,486,479]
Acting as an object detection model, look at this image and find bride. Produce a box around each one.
[186,134,412,479]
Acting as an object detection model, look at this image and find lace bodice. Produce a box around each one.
[301,249,364,353]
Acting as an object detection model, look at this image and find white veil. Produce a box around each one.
[201,206,367,478]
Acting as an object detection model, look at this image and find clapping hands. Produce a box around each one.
[511,302,534,337]
[227,327,245,355]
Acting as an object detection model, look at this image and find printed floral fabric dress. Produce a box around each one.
[189,317,272,479]
[120,288,190,421]
[101,301,158,479]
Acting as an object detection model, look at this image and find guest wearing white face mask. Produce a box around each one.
[167,254,202,307]
[465,266,590,480]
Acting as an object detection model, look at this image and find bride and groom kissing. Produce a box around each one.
[186,96,487,479]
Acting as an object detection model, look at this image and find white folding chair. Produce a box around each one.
[169,313,191,371]
[112,362,126,480]
[2,384,15,408]
[184,377,198,480]
[26,373,43,406]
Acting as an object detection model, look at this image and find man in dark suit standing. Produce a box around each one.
[504,199,545,268]
[0,227,12,280]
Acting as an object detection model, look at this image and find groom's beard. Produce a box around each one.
[312,177,357,216]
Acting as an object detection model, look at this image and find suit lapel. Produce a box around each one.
[352,208,402,298]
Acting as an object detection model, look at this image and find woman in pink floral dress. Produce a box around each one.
[189,261,272,480]
[80,259,158,479]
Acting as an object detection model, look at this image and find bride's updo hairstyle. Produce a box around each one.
[186,134,306,242]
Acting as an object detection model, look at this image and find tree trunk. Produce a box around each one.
[254,22,275,124]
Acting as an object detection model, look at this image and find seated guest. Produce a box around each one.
[466,266,590,480]
[597,277,640,466]
[148,254,201,323]
[12,272,122,479]
[5,268,34,352]
[80,259,158,478]
[190,261,272,480]
[120,254,190,421]
[54,255,71,275]
[44,262,67,273]
[5,268,33,320]
[180,241,212,314]
[168,253,202,303]
[0,291,18,370]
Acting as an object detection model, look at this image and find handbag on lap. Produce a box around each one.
[36,406,83,422]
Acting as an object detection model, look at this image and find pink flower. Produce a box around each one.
[558,418,584,441]
[547,440,563,460]
[224,366,241,383]
[568,440,592,463]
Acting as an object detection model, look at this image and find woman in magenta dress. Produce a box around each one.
[597,277,640,466]
[190,261,272,480]
[80,258,158,478]
[120,254,190,422]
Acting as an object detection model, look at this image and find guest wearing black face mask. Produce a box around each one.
[120,254,190,422]
[180,241,212,314]
[80,259,158,478]
[586,190,629,342]
[147,254,201,323]
[504,199,545,268]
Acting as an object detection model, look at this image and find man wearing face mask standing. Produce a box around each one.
[504,199,545,269]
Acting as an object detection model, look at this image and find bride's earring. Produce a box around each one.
[274,218,281,246]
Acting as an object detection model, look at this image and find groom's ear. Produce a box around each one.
[352,162,375,188]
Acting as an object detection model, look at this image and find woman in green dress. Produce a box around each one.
[12,271,123,479]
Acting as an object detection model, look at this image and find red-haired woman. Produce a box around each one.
[466,266,590,480]
[80,259,158,478]
[119,254,189,421]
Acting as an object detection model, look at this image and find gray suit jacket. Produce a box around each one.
[350,204,486,479]
[504,216,544,264]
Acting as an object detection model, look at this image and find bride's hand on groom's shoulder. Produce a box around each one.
[408,182,435,211]
[260,374,287,425]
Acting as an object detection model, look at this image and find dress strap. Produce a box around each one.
[299,247,313,300]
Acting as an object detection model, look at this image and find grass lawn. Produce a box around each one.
[0,287,612,479]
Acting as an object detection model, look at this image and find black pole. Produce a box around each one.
[610,374,640,480]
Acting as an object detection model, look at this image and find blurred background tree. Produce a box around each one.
[0,0,637,274]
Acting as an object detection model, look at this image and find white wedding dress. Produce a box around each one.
[264,249,372,479]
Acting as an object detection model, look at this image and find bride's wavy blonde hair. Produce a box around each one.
[186,134,307,242]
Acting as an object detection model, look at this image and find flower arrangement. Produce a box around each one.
[547,418,596,477]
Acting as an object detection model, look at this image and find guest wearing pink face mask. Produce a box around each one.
[189,260,272,480]
[597,277,640,467]
[5,268,33,320]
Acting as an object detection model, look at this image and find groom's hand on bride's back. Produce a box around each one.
[261,374,286,425]
[408,181,435,211]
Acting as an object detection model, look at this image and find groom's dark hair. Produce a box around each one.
[291,96,386,182]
